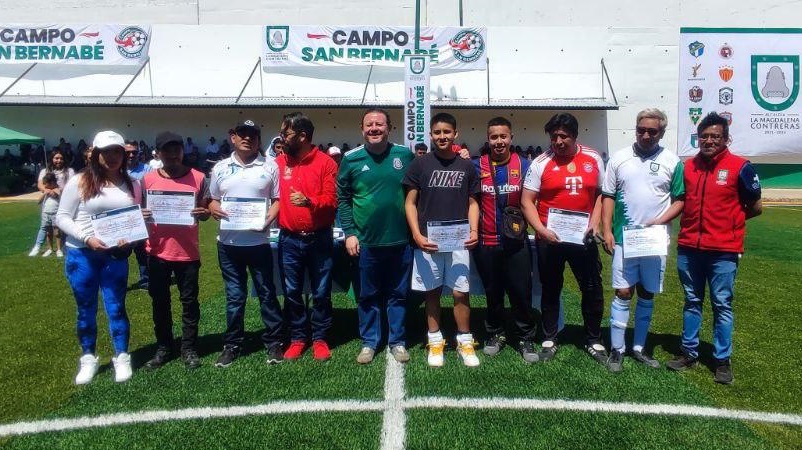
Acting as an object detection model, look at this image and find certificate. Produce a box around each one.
[547,208,589,245]
[427,219,470,252]
[90,205,149,247]
[146,190,195,226]
[220,197,267,231]
[623,225,669,258]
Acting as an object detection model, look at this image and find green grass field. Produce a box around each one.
[0,201,800,449]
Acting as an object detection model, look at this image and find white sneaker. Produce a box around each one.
[426,340,445,367]
[28,246,40,257]
[457,339,480,367]
[56,249,64,258]
[41,249,53,257]
[112,352,133,383]
[74,354,100,385]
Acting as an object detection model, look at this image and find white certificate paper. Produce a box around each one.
[623,225,669,258]
[220,197,267,231]
[547,208,590,245]
[146,190,195,226]
[427,219,470,252]
[90,205,149,247]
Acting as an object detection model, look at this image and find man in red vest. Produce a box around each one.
[667,112,762,384]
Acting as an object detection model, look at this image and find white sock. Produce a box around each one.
[456,332,473,345]
[428,331,443,344]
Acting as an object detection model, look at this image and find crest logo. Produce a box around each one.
[720,44,733,59]
[582,162,594,173]
[717,169,729,185]
[688,41,705,58]
[266,26,290,52]
[510,169,520,178]
[409,56,426,75]
[650,162,660,173]
[114,27,148,59]
[449,29,485,63]
[719,111,733,125]
[719,66,734,82]
[719,87,733,105]
[751,55,800,112]
[690,133,699,149]
[689,108,702,124]
[691,63,702,77]
[689,86,703,103]
[393,157,403,170]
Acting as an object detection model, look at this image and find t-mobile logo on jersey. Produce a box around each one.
[428,170,465,188]
[565,176,583,195]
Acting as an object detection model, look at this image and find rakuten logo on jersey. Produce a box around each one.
[565,176,583,195]
[481,184,520,194]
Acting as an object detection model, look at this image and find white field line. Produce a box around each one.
[2,395,802,439]
[380,352,406,450]
[405,397,802,426]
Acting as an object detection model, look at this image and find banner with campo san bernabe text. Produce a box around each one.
[0,25,151,65]
[679,28,802,162]
[403,56,431,152]
[263,25,486,71]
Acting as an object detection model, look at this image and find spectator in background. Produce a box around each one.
[206,137,219,160]
[29,149,75,257]
[414,143,428,157]
[219,139,231,158]
[73,140,88,171]
[327,145,342,166]
[125,141,151,289]
[341,143,351,152]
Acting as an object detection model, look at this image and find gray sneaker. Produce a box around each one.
[483,334,507,357]
[390,345,410,363]
[519,340,539,363]
[356,347,375,364]
[607,349,623,373]
[632,350,660,369]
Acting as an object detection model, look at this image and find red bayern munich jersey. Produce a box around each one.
[523,144,604,226]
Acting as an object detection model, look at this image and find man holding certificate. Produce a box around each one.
[208,119,283,367]
[404,113,481,368]
[140,131,211,370]
[275,113,339,361]
[666,113,762,385]
[521,113,607,364]
[600,109,685,373]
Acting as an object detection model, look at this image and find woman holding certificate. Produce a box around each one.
[55,131,142,385]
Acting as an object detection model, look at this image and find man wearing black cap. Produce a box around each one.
[140,132,211,369]
[208,120,284,367]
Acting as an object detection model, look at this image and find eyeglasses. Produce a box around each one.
[279,130,297,139]
[636,127,661,136]
[699,134,724,141]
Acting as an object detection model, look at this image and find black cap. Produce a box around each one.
[232,119,261,136]
[155,131,184,150]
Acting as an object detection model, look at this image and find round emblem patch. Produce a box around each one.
[393,157,403,170]
[583,162,594,173]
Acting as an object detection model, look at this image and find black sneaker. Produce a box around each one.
[607,349,624,373]
[145,346,173,370]
[714,360,734,385]
[266,344,284,365]
[666,354,698,371]
[215,345,240,368]
[632,350,660,369]
[182,349,201,369]
[519,340,539,363]
[586,343,609,365]
[538,341,559,362]
[482,334,507,357]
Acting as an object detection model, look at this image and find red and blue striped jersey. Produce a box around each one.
[473,153,530,246]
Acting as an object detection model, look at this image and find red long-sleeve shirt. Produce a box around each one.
[276,148,338,232]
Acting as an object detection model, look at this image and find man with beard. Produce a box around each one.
[126,140,151,289]
[337,108,414,364]
[275,112,339,361]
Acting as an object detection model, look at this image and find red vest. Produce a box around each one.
[678,148,748,253]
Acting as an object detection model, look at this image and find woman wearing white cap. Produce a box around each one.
[56,130,141,384]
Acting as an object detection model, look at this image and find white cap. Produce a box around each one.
[92,130,125,149]
[327,145,341,156]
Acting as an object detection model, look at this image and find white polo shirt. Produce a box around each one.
[210,153,279,246]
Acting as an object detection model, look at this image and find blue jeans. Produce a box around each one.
[64,247,130,354]
[217,242,283,349]
[278,229,334,342]
[676,247,739,361]
[357,244,413,349]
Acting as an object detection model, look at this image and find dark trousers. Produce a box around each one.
[473,241,538,341]
[133,242,149,284]
[217,242,283,349]
[537,240,604,345]
[278,229,334,342]
[147,255,201,351]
